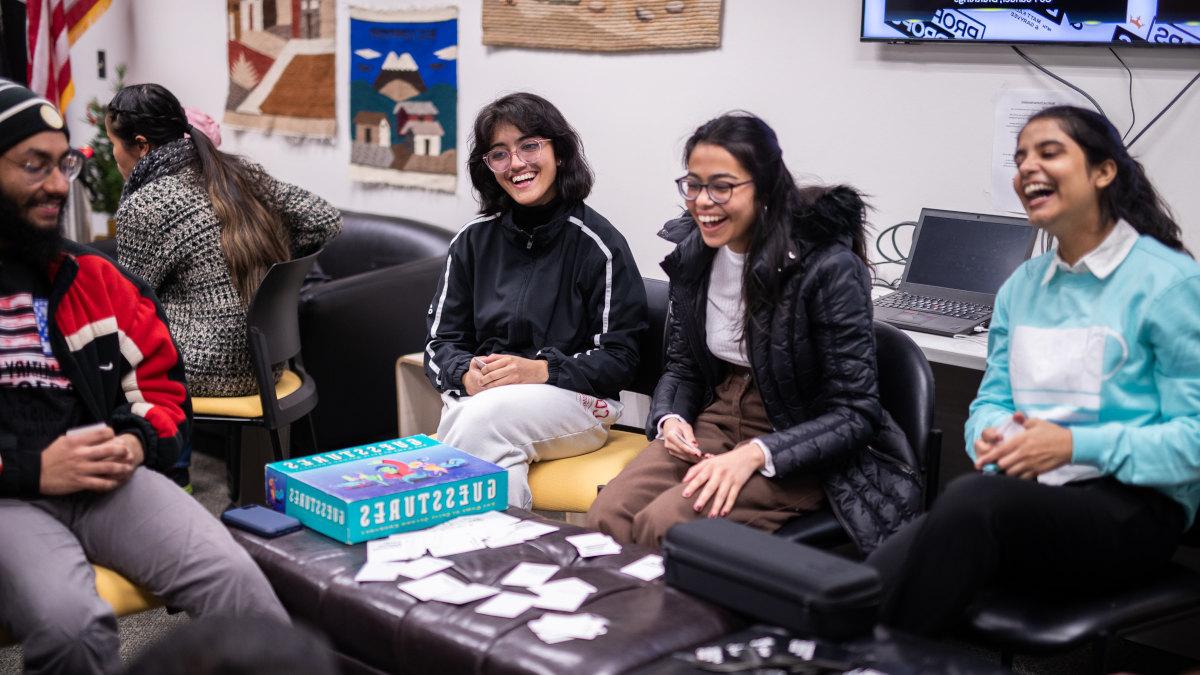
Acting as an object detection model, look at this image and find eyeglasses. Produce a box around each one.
[676,177,753,205]
[482,138,551,173]
[2,149,86,185]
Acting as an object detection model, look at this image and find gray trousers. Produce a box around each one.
[0,467,288,675]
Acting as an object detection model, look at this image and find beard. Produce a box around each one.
[0,189,64,271]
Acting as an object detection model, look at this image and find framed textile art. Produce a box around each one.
[349,7,458,192]
[482,0,723,52]
[224,0,337,138]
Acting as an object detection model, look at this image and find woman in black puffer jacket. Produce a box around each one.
[587,113,921,553]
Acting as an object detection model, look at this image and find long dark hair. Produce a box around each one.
[1026,105,1185,253]
[466,92,593,214]
[107,83,289,302]
[683,112,869,338]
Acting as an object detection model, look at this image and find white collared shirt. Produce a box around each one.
[1040,219,1139,286]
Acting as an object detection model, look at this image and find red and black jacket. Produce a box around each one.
[0,241,190,496]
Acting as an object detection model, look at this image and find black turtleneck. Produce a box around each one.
[511,196,563,232]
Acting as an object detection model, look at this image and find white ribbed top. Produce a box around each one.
[705,246,750,367]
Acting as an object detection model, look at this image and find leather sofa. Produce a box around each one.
[297,211,452,453]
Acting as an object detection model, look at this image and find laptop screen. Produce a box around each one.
[903,210,1035,295]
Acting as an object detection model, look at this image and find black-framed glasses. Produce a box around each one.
[675,177,753,205]
[2,148,86,184]
[482,138,551,173]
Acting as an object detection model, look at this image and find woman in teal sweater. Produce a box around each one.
[869,106,1200,635]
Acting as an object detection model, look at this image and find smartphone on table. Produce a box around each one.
[221,505,303,538]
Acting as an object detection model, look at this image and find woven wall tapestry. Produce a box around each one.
[482,0,722,52]
[349,7,458,192]
[224,0,336,138]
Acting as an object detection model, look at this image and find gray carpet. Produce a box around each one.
[0,450,227,674]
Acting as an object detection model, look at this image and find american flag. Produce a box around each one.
[26,0,111,110]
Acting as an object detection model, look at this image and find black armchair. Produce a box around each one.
[775,320,942,548]
[964,525,1200,671]
[296,211,452,453]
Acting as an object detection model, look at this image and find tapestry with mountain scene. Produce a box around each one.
[224,0,336,138]
[349,6,458,192]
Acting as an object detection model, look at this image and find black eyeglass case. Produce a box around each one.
[661,519,881,640]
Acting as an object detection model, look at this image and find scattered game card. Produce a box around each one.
[528,613,609,644]
[475,591,538,618]
[398,572,466,601]
[500,562,559,588]
[393,556,455,580]
[619,555,664,581]
[367,536,426,563]
[354,561,408,583]
[565,532,622,558]
[426,532,486,558]
[436,583,501,605]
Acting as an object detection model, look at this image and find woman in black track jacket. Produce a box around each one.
[424,93,647,509]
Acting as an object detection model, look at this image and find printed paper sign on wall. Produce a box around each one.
[349,7,458,192]
[224,0,336,138]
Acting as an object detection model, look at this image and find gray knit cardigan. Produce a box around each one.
[116,167,341,397]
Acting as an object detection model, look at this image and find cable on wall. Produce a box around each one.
[1126,68,1200,149]
[1011,46,1106,118]
[1109,47,1136,140]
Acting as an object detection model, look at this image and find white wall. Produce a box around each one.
[67,0,1200,280]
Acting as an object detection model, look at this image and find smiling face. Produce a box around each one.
[684,142,757,252]
[0,131,71,231]
[488,122,557,208]
[1012,117,1116,236]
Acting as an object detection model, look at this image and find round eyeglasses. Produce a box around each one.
[482,138,551,173]
[2,148,86,185]
[675,177,753,205]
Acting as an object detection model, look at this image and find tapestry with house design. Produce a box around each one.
[349,6,458,192]
[225,0,337,138]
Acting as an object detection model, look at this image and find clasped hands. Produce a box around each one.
[973,411,1073,480]
[40,424,144,495]
[462,353,549,396]
[662,418,764,519]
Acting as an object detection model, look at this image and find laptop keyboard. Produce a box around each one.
[874,292,991,321]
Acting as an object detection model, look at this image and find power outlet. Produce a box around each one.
[97,50,106,79]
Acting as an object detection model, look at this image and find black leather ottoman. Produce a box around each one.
[231,510,739,674]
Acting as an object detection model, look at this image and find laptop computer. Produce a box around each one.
[874,209,1037,337]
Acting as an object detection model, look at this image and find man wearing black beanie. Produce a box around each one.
[0,80,288,674]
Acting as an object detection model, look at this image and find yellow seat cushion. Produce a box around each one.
[529,429,648,513]
[192,370,303,418]
[92,565,161,616]
[0,565,161,646]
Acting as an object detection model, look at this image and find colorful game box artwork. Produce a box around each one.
[264,434,507,543]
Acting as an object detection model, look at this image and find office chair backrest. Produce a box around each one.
[246,251,322,429]
[873,320,937,490]
[247,252,321,366]
[629,277,670,398]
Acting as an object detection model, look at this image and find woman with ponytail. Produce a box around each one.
[588,112,922,550]
[868,106,1200,636]
[108,83,340,487]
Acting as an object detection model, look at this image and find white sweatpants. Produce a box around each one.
[436,384,622,509]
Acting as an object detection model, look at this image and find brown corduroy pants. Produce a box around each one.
[587,367,825,548]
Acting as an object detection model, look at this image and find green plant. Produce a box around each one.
[81,64,126,216]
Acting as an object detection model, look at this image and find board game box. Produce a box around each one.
[263,434,507,544]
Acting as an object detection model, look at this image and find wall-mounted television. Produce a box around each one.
[862,1,1200,46]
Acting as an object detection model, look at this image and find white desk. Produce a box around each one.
[901,329,987,371]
